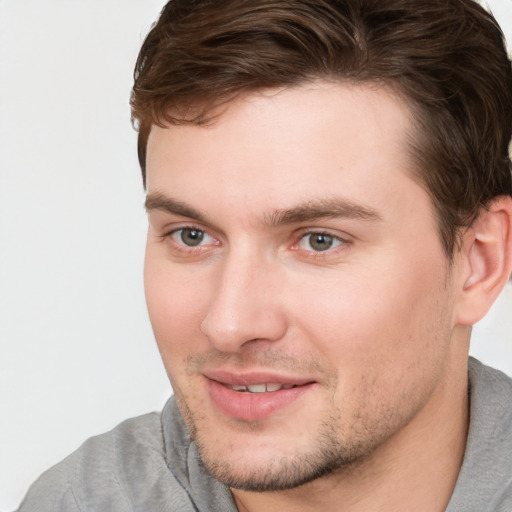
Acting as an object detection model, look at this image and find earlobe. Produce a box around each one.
[456,196,512,326]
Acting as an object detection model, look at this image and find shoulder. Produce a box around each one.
[468,357,512,439]
[17,401,200,512]
[447,358,512,512]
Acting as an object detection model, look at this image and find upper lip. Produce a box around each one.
[202,369,316,387]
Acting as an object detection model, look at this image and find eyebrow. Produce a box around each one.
[145,192,382,226]
[265,198,382,227]
[145,193,208,223]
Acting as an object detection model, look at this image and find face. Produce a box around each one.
[144,82,462,491]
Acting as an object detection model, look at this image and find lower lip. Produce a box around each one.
[207,379,314,422]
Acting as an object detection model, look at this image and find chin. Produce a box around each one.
[198,442,348,492]
[191,415,372,492]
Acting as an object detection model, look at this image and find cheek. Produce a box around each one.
[289,256,452,371]
[289,267,453,425]
[144,256,210,365]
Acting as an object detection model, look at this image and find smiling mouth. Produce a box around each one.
[208,377,316,421]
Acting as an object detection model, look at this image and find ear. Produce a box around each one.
[455,196,512,326]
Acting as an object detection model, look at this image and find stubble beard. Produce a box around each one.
[173,352,372,491]
[198,416,367,492]
[172,345,442,493]
[176,390,408,493]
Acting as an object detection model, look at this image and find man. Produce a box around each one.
[18,0,512,511]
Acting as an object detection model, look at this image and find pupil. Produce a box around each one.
[181,229,204,246]
[310,234,333,251]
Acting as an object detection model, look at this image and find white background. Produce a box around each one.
[0,1,511,510]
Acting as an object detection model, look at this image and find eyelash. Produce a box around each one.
[160,225,219,255]
[292,230,350,258]
[160,226,350,258]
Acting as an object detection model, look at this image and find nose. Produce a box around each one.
[200,249,288,353]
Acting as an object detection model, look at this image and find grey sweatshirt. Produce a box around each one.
[17,358,512,512]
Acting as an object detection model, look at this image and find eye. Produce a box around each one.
[171,227,213,247]
[298,232,343,252]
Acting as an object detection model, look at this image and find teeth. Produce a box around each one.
[265,383,282,392]
[228,383,297,393]
[246,384,267,393]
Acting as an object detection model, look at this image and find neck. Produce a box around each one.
[232,357,470,512]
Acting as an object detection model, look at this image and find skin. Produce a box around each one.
[144,82,474,511]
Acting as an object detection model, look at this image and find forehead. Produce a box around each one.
[145,81,426,225]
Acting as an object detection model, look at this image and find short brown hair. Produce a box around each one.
[131,0,512,254]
